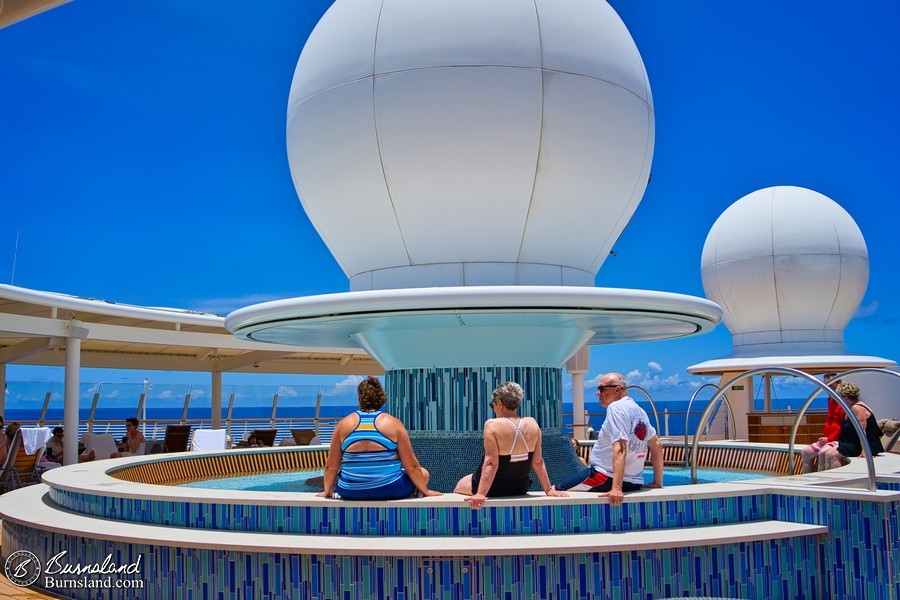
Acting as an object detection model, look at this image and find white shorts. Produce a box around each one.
[809,440,838,453]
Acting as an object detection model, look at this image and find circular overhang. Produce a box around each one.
[227,286,723,370]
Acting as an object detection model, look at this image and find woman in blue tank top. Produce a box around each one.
[319,376,440,500]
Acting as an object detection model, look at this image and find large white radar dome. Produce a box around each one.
[287,0,654,291]
[701,186,868,356]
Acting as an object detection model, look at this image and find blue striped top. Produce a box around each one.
[337,411,403,491]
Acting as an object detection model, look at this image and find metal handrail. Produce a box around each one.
[690,367,878,492]
[684,383,736,468]
[626,385,661,438]
[787,367,900,476]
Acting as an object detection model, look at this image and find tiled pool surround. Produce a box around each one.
[4,446,898,599]
[46,444,796,535]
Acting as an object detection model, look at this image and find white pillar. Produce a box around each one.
[211,371,222,430]
[0,362,6,416]
[63,336,81,466]
[565,346,591,439]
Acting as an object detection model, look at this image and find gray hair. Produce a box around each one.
[835,381,860,401]
[493,382,524,411]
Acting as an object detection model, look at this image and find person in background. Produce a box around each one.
[800,373,844,473]
[110,417,145,458]
[552,372,664,505]
[319,376,439,500]
[45,426,65,463]
[454,382,568,509]
[817,381,884,470]
[0,422,20,466]
[238,434,265,448]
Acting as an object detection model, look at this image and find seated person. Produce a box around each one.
[454,382,568,509]
[318,376,440,500]
[44,426,65,463]
[0,422,20,465]
[800,373,844,473]
[817,382,884,471]
[552,373,663,505]
[236,434,265,448]
[110,418,146,458]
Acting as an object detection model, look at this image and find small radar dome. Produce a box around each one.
[701,186,868,355]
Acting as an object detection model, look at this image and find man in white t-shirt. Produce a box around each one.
[553,372,663,505]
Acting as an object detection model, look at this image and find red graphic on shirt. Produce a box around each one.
[634,421,647,441]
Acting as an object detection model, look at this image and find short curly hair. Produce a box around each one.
[492,382,524,411]
[835,381,860,401]
[358,376,387,411]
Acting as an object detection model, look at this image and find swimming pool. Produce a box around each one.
[179,466,773,492]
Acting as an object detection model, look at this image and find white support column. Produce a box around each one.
[0,362,6,416]
[211,371,222,430]
[565,346,591,440]
[63,336,81,466]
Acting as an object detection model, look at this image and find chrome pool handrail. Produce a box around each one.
[684,383,736,468]
[691,367,877,492]
[787,367,900,476]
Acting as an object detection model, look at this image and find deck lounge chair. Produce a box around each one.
[0,429,50,492]
[0,430,25,493]
[878,419,900,453]
[163,425,192,453]
[81,433,120,460]
[191,429,228,451]
[290,429,316,446]
[251,429,277,447]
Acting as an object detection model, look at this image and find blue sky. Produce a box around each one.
[1,1,897,404]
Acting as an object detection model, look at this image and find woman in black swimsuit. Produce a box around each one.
[454,382,568,509]
[818,381,884,471]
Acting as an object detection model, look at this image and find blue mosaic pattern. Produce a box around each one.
[48,487,770,536]
[386,366,562,431]
[773,493,900,599]
[2,521,823,600]
[408,429,585,492]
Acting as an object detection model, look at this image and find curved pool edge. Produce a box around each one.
[4,444,899,599]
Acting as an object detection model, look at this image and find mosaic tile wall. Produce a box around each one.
[385,366,570,491]
[408,429,585,492]
[773,493,900,599]
[2,521,823,600]
[386,366,562,431]
[49,487,770,536]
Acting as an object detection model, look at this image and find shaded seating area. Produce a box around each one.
[251,429,277,447]
[291,429,317,446]
[163,425,192,453]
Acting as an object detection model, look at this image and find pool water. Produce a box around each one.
[180,467,772,492]
[182,470,326,492]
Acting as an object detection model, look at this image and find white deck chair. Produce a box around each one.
[191,429,228,452]
[82,433,119,460]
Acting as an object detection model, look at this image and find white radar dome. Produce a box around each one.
[701,186,868,355]
[287,0,654,291]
